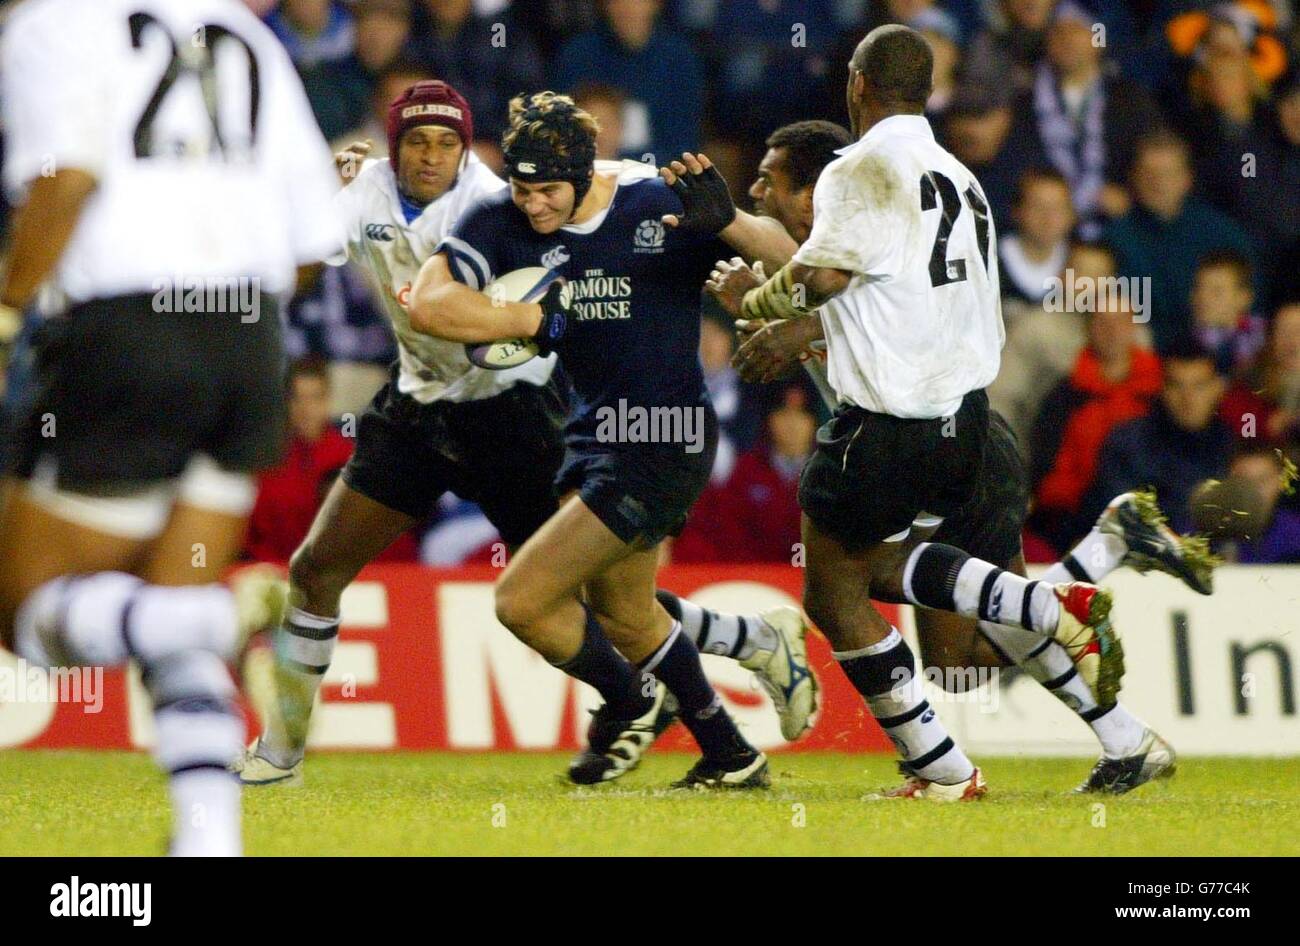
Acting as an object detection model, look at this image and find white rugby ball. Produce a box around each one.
[465,266,569,369]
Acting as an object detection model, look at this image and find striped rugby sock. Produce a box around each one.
[654,590,776,662]
[835,628,975,785]
[978,613,1146,758]
[1057,527,1128,584]
[13,575,245,857]
[145,649,244,857]
[903,542,1060,635]
[261,607,339,765]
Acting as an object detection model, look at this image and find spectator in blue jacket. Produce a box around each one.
[408,0,544,160]
[269,0,370,139]
[551,0,703,163]
[1103,130,1256,353]
[1086,342,1234,534]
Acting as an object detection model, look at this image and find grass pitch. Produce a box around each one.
[2,751,1297,856]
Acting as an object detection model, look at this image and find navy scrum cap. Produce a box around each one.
[503,95,597,208]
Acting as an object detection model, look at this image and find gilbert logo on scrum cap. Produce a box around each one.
[402,103,463,121]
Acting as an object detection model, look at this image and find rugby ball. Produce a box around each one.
[465,266,569,369]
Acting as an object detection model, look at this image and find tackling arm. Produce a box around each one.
[740,260,851,321]
[718,211,800,273]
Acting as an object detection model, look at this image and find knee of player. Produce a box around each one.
[493,580,545,637]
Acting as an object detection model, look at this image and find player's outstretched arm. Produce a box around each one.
[659,152,799,273]
[739,260,851,322]
[409,253,543,343]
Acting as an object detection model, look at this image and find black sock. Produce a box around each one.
[553,606,651,718]
[640,623,754,761]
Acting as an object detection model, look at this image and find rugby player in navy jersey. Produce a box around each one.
[407,92,770,788]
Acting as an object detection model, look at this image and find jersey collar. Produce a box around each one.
[838,114,935,155]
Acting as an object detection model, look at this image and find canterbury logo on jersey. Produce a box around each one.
[365,224,396,242]
[541,245,570,268]
[402,103,463,121]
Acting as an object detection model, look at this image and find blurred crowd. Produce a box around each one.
[2,0,1299,565]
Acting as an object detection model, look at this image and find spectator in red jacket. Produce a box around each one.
[673,386,815,563]
[245,358,354,563]
[1029,302,1163,552]
[1223,302,1300,446]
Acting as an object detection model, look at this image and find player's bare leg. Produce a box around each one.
[237,478,417,784]
[800,514,985,802]
[497,495,767,788]
[0,478,284,856]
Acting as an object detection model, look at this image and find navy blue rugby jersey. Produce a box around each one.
[437,163,728,446]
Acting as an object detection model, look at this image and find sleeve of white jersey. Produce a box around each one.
[325,161,375,267]
[1,1,111,200]
[793,150,901,277]
[265,46,347,266]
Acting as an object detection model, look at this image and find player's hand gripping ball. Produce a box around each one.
[466,267,572,369]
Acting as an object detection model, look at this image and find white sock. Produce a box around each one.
[978,620,1146,758]
[1060,528,1128,583]
[835,628,975,785]
[947,558,1061,634]
[15,573,239,667]
[260,607,339,765]
[655,591,776,662]
[146,649,244,857]
[168,769,242,857]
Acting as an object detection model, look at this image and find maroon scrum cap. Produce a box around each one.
[387,80,474,172]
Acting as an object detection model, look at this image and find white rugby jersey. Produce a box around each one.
[332,154,555,403]
[793,114,1004,419]
[1,0,342,305]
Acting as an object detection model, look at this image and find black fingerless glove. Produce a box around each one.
[532,280,570,355]
[668,164,737,234]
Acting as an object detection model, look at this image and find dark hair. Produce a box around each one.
[287,355,330,392]
[1161,337,1220,372]
[1068,238,1117,268]
[571,81,626,111]
[1196,248,1253,289]
[1016,167,1072,203]
[1231,441,1284,467]
[765,120,853,191]
[850,25,933,109]
[1133,128,1190,166]
[374,59,432,98]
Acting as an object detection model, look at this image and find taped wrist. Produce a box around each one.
[740,263,815,321]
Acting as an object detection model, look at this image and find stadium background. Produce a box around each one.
[0,0,1298,759]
